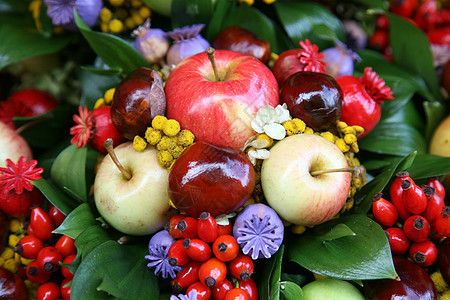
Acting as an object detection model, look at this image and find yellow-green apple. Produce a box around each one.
[94,140,173,235]
[261,134,351,226]
[429,114,450,194]
[164,48,279,149]
[0,121,32,168]
[302,279,365,300]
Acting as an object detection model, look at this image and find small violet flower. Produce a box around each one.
[132,18,170,64]
[170,290,197,300]
[44,0,102,30]
[145,230,180,279]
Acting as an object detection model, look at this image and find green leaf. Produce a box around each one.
[80,66,123,76]
[13,105,74,150]
[71,241,159,300]
[321,224,356,242]
[74,10,150,75]
[407,154,450,179]
[280,281,303,300]
[274,0,345,50]
[281,273,309,288]
[171,0,214,28]
[221,4,291,54]
[258,245,284,300]
[387,13,442,102]
[75,225,117,260]
[423,101,448,142]
[287,214,397,280]
[53,203,97,239]
[270,245,284,300]
[0,25,72,69]
[354,151,417,214]
[359,123,426,156]
[79,68,122,109]
[32,178,78,215]
[50,144,88,202]
[381,99,424,132]
[205,0,236,41]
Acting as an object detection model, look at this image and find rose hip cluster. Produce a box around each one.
[372,171,447,268]
[15,206,75,300]
[166,212,258,300]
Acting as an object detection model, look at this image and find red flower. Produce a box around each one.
[298,39,326,73]
[0,156,43,194]
[70,105,95,148]
[361,67,394,103]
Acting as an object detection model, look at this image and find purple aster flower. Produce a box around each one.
[45,0,75,26]
[44,0,102,30]
[145,230,181,279]
[170,290,197,300]
[233,203,284,260]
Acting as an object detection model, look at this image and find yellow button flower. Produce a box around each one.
[133,135,147,152]
[152,115,167,130]
[177,130,195,147]
[109,19,124,34]
[145,127,162,145]
[163,119,181,137]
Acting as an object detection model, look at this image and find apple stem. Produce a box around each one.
[310,167,355,177]
[104,138,132,180]
[206,47,222,82]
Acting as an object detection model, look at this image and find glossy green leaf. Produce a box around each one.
[259,245,284,300]
[270,245,284,300]
[321,224,356,241]
[74,10,150,75]
[79,68,122,109]
[287,214,397,280]
[274,0,345,50]
[71,241,159,299]
[53,203,97,239]
[75,225,117,260]
[354,151,417,214]
[13,105,74,150]
[171,0,213,28]
[32,178,78,215]
[51,144,88,202]
[280,281,303,300]
[205,0,236,41]
[0,25,72,70]
[221,4,291,54]
[423,101,448,142]
[359,123,426,156]
[381,99,424,132]
[80,66,123,76]
[387,13,442,102]
[407,154,450,179]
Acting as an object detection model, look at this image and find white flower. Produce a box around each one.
[247,148,270,165]
[251,104,291,140]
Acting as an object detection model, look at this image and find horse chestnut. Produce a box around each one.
[111,67,166,140]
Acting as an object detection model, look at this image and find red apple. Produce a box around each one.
[164,48,279,149]
[0,121,32,168]
[261,134,351,226]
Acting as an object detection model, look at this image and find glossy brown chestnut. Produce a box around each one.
[212,26,271,64]
[280,71,343,131]
[0,267,27,300]
[363,256,438,300]
[439,238,450,285]
[111,67,166,140]
[168,141,255,218]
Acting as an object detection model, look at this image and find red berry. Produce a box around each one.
[61,254,77,279]
[199,257,227,288]
[60,278,71,300]
[389,0,418,18]
[436,207,450,237]
[30,207,55,241]
[426,177,446,201]
[26,260,52,284]
[178,217,199,239]
[372,193,398,227]
[217,222,233,237]
[36,246,63,273]
[403,215,431,243]
[198,212,218,243]
[390,171,413,221]
[166,214,184,239]
[369,29,389,52]
[186,281,211,300]
[183,238,212,262]
[168,239,191,267]
[422,185,445,228]
[212,279,233,300]
[401,180,427,214]
[14,235,44,259]
[213,234,240,262]
[225,288,250,300]
[376,14,390,30]
[238,278,258,300]
[55,235,77,258]
[48,206,66,227]
[228,254,254,281]
[385,227,410,255]
[171,260,202,293]
[409,240,438,267]
[36,281,61,300]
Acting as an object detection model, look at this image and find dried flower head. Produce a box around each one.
[361,67,394,102]
[298,39,326,73]
[70,105,95,148]
[170,290,197,300]
[145,230,180,279]
[0,156,43,194]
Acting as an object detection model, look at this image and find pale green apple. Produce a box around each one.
[261,134,351,226]
[94,142,172,236]
[0,121,32,168]
[302,279,365,300]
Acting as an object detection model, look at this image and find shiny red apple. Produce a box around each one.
[168,141,255,217]
[164,48,279,149]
